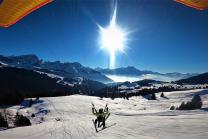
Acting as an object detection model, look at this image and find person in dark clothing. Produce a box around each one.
[92,104,109,129]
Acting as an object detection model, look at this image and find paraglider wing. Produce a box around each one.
[0,0,3,5]
[0,0,53,28]
[175,0,208,10]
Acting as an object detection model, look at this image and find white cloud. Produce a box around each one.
[106,74,180,82]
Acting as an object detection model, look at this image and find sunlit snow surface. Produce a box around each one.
[1,89,208,139]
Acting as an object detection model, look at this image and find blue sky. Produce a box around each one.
[0,0,208,73]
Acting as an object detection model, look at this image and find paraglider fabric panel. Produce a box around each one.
[0,0,53,28]
[175,0,208,10]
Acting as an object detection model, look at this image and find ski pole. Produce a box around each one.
[91,103,95,108]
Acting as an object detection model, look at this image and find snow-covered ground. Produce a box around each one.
[1,89,208,139]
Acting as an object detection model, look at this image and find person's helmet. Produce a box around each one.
[99,108,103,113]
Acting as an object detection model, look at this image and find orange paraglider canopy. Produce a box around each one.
[0,0,53,28]
[175,0,208,10]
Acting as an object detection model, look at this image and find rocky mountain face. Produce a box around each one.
[0,54,112,83]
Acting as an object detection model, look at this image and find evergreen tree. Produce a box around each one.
[0,112,8,127]
[191,95,202,109]
[178,95,202,110]
[151,93,156,100]
[170,106,175,110]
[28,99,33,107]
[14,112,31,127]
[160,92,164,98]
[179,102,186,110]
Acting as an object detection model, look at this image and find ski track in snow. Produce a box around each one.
[0,89,208,139]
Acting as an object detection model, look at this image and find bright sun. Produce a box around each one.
[98,6,127,69]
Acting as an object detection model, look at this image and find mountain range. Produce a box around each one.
[0,54,112,83]
[0,54,199,84]
[0,54,207,105]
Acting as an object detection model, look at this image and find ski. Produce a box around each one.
[105,113,110,120]
[97,123,117,132]
[92,119,98,132]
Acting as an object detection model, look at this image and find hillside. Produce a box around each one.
[0,89,208,139]
[0,66,72,105]
[176,72,208,85]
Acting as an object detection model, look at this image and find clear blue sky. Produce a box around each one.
[0,0,208,73]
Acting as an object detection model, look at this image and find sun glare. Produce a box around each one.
[98,6,127,69]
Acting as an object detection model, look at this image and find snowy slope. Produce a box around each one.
[1,89,208,139]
